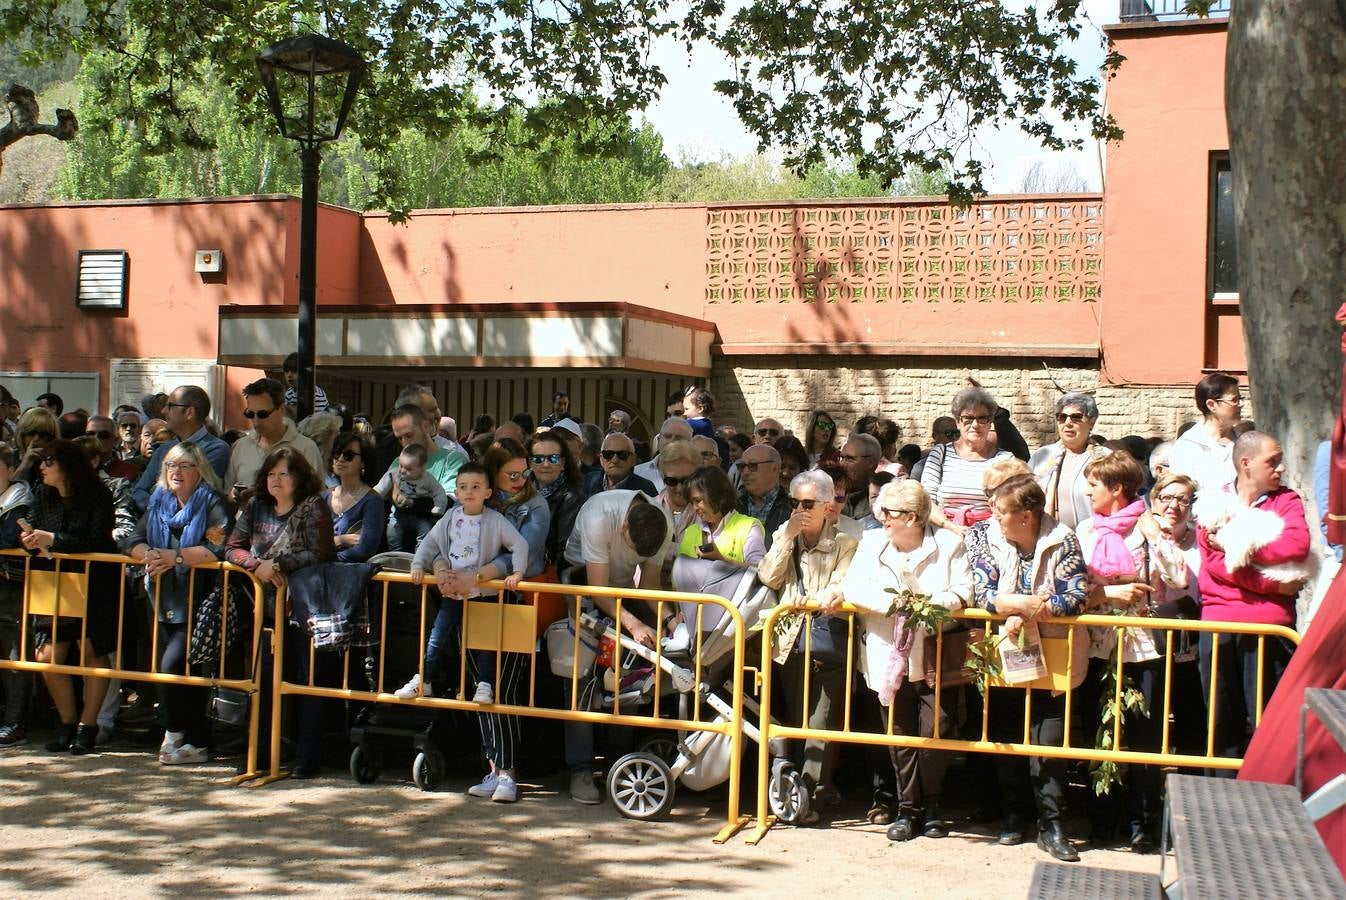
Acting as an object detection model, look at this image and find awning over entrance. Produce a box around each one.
[216,301,715,378]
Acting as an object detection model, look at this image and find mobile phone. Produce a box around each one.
[16,518,31,533]
[699,542,715,554]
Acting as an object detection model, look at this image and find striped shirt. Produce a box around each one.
[920,443,1013,512]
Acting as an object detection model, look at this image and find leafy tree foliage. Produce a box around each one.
[2,0,1118,213]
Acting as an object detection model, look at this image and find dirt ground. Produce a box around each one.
[0,744,1162,898]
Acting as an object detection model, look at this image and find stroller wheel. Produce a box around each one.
[349,745,380,784]
[637,735,680,766]
[607,752,675,821]
[768,767,812,825]
[412,749,446,792]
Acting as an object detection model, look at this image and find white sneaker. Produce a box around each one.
[467,771,499,798]
[472,682,493,704]
[394,674,432,700]
[159,730,185,763]
[491,773,518,803]
[661,622,691,654]
[161,743,209,766]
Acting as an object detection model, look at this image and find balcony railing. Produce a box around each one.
[1120,0,1230,21]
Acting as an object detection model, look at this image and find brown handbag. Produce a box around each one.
[923,627,983,689]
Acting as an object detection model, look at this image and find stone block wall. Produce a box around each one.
[711,356,1224,451]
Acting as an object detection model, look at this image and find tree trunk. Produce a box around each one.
[1226,1,1346,582]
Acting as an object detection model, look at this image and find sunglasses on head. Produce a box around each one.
[243,408,276,420]
[600,450,632,461]
[531,453,563,465]
[336,449,361,462]
[87,430,113,440]
[789,498,821,511]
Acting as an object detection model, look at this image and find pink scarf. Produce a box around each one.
[878,614,916,707]
[1089,498,1146,579]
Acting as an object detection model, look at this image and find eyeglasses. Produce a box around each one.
[164,461,198,472]
[243,408,277,420]
[24,430,54,441]
[700,451,719,460]
[87,430,114,440]
[687,493,706,506]
[530,453,563,465]
[163,402,192,411]
[503,470,527,482]
[958,415,991,427]
[879,507,913,520]
[834,493,847,503]
[39,455,57,467]
[600,450,633,462]
[1216,395,1243,407]
[756,428,781,438]
[1154,493,1192,508]
[336,449,361,462]
[940,429,959,439]
[118,422,139,430]
[840,454,870,463]
[789,498,821,511]
[740,460,774,473]
[1055,412,1087,425]
[815,421,836,432]
[662,476,686,487]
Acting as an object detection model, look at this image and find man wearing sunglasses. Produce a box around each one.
[736,443,789,548]
[584,433,656,497]
[224,378,324,502]
[633,416,692,493]
[132,385,233,512]
[86,415,140,482]
[909,416,959,483]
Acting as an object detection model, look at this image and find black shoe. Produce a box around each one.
[1128,826,1157,855]
[45,723,76,753]
[886,815,918,842]
[998,816,1026,846]
[290,759,320,780]
[1037,822,1080,862]
[0,723,27,748]
[923,817,948,839]
[70,724,99,756]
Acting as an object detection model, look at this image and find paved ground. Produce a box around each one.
[0,744,1160,898]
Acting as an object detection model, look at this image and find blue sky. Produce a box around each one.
[639,0,1118,192]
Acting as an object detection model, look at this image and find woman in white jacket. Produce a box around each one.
[839,480,971,843]
[1028,392,1103,531]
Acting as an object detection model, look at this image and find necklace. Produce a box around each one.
[330,483,369,516]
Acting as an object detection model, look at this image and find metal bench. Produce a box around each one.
[1026,861,1161,899]
[1299,688,1346,821]
[1161,773,1346,899]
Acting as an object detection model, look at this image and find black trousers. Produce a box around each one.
[989,688,1067,826]
[1199,631,1295,775]
[884,679,955,816]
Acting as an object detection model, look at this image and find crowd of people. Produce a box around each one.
[0,369,1328,861]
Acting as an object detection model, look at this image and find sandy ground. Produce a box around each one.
[0,744,1163,898]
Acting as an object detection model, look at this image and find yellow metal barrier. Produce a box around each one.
[261,572,752,842]
[0,548,270,782]
[747,603,1302,844]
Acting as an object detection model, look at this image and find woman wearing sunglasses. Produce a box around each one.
[804,410,841,467]
[527,429,586,567]
[1028,392,1104,531]
[920,387,1013,533]
[651,440,703,564]
[12,406,59,487]
[758,468,858,823]
[326,432,385,562]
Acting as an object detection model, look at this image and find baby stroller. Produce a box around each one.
[347,552,463,791]
[548,556,815,823]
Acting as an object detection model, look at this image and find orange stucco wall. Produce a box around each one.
[0,195,363,415]
[1101,20,1235,385]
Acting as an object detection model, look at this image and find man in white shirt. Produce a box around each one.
[226,378,324,499]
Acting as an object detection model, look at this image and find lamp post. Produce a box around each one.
[256,34,364,421]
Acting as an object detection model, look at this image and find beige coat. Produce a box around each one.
[758,520,858,663]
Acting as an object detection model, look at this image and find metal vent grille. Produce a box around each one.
[76,250,128,309]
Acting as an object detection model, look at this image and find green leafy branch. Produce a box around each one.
[883,587,952,635]
[1090,633,1151,796]
[964,629,1002,696]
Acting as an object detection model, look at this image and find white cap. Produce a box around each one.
[549,417,583,438]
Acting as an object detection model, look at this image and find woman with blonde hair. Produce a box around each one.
[13,406,59,485]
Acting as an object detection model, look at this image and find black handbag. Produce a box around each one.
[207,630,265,728]
[188,578,254,674]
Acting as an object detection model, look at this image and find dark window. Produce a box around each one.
[1210,155,1238,296]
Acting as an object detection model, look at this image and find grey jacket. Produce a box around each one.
[412,506,529,587]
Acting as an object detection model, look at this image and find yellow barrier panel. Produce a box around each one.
[747,603,1302,844]
[260,572,751,842]
[0,548,270,782]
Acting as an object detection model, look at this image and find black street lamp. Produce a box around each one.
[256,34,365,420]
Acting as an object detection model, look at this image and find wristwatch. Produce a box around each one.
[174,552,184,566]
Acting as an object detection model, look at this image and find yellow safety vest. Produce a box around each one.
[677,510,758,563]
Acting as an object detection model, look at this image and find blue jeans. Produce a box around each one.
[423,596,462,691]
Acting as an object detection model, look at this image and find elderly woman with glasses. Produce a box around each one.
[127,442,232,765]
[839,479,971,841]
[1029,392,1104,531]
[920,387,1013,532]
[804,410,841,467]
[758,468,858,822]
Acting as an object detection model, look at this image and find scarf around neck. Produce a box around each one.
[1089,498,1146,579]
[537,471,567,501]
[146,483,215,575]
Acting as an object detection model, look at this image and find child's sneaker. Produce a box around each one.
[394,674,432,699]
[491,773,518,803]
[0,723,27,748]
[472,682,493,704]
[467,771,499,798]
